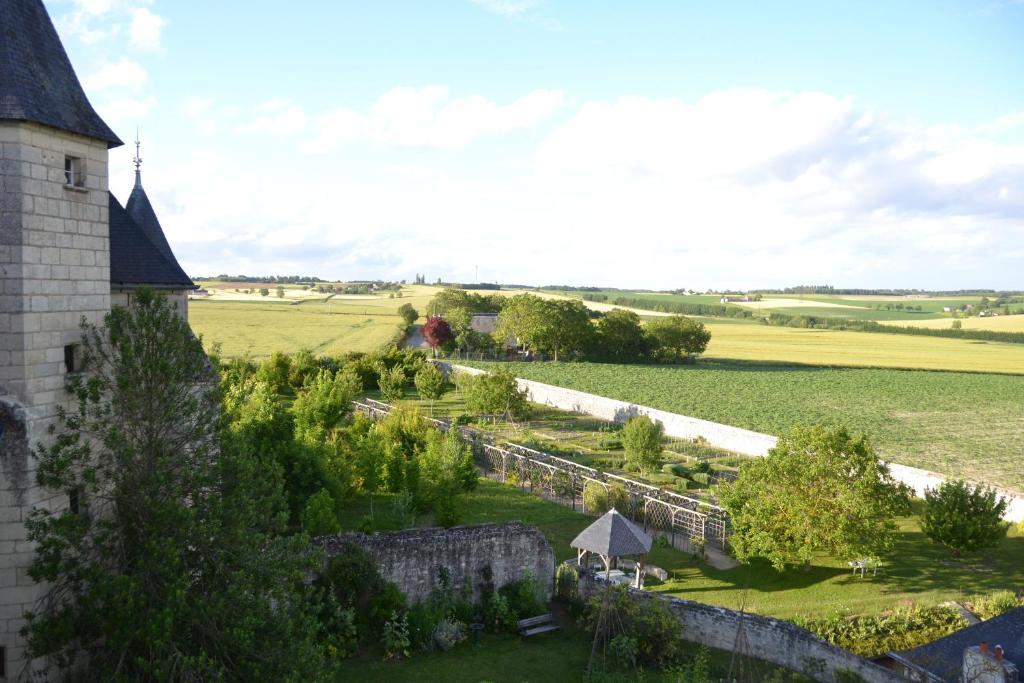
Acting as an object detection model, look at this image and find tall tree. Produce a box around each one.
[597,308,651,362]
[716,425,912,571]
[422,315,455,355]
[24,290,328,681]
[414,363,447,415]
[495,294,594,361]
[397,302,419,326]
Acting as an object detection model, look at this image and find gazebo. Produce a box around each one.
[571,508,653,588]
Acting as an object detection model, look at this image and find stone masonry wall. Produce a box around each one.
[313,523,555,606]
[445,363,1024,522]
[577,569,903,683]
[1,120,111,675]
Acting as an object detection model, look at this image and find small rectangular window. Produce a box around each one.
[64,344,76,373]
[64,156,85,188]
[68,488,80,516]
[0,644,6,677]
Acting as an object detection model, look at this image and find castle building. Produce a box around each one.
[0,0,195,675]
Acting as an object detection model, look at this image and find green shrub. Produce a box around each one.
[378,364,407,403]
[969,590,1023,620]
[555,563,579,602]
[407,602,443,651]
[608,634,639,671]
[500,570,545,619]
[600,438,623,450]
[382,611,410,660]
[301,488,340,536]
[663,463,690,478]
[432,618,467,651]
[689,472,711,486]
[794,605,967,657]
[582,586,683,666]
[484,591,517,633]
[921,480,1010,556]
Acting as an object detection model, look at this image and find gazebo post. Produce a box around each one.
[634,557,645,589]
[602,554,611,580]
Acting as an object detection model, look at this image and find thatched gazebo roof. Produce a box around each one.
[571,508,652,558]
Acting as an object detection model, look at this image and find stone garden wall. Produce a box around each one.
[313,522,555,605]
[576,568,906,683]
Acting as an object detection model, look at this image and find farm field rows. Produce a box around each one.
[465,360,1024,491]
[699,322,1024,374]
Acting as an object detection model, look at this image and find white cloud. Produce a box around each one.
[308,86,564,151]
[97,95,156,122]
[240,99,309,136]
[83,59,148,91]
[129,8,166,50]
[468,0,541,18]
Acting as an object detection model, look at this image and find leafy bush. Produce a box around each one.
[432,618,467,651]
[256,351,292,394]
[608,634,639,671]
[622,415,664,475]
[301,488,340,536]
[968,590,1023,620]
[407,602,443,651]
[555,563,579,602]
[582,586,683,666]
[500,570,545,619]
[484,591,517,633]
[689,472,711,486]
[382,611,411,660]
[319,544,406,635]
[600,438,624,450]
[663,463,690,478]
[921,479,1010,555]
[461,369,530,421]
[794,605,967,657]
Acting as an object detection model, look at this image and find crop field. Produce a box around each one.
[699,322,1024,374]
[466,360,1024,491]
[882,315,1024,333]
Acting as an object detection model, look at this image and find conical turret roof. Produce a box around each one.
[126,170,179,266]
[0,0,122,146]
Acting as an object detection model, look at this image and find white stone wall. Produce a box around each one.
[445,363,1024,523]
[111,289,189,321]
[0,121,111,674]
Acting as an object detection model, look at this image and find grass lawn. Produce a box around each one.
[339,480,1024,622]
[465,360,1024,491]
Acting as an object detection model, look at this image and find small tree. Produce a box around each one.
[423,315,454,356]
[260,287,270,296]
[378,364,406,403]
[397,303,419,326]
[647,315,711,363]
[462,370,529,422]
[622,415,663,475]
[717,425,912,571]
[414,363,447,414]
[292,368,361,443]
[276,284,285,298]
[921,480,1010,556]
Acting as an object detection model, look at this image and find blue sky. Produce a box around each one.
[45,0,1024,289]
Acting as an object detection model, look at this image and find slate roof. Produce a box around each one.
[0,0,122,147]
[126,171,180,266]
[889,606,1024,682]
[109,193,195,290]
[571,508,653,557]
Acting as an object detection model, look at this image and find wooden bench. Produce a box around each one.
[517,613,560,638]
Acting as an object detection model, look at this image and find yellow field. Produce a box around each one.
[881,315,1024,333]
[701,322,1024,374]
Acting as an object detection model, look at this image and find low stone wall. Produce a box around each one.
[313,522,555,605]
[444,363,1024,522]
[576,569,902,683]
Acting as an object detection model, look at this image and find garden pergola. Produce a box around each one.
[571,508,653,589]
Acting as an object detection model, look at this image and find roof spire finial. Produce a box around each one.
[132,128,143,188]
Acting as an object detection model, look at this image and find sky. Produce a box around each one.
[44,0,1024,290]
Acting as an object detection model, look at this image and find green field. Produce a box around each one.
[340,480,1024,621]
[466,361,1024,491]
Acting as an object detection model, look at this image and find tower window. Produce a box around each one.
[64,344,77,373]
[69,487,81,516]
[64,155,86,188]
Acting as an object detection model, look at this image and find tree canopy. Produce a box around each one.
[921,480,1010,556]
[646,315,711,362]
[495,294,594,361]
[716,425,912,571]
[621,415,663,475]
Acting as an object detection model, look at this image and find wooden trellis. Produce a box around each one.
[352,399,732,549]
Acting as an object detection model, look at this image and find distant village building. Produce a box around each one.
[0,0,195,674]
[469,313,499,335]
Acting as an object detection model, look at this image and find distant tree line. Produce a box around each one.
[423,288,711,363]
[763,313,1024,344]
[752,285,1021,296]
[587,294,754,319]
[199,273,324,283]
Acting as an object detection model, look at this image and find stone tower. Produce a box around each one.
[0,0,122,675]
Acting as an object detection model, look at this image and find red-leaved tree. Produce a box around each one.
[422,315,454,355]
